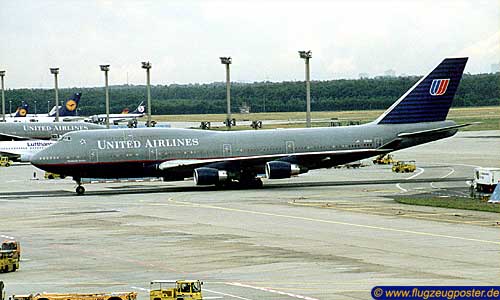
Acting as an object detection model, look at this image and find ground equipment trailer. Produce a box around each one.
[12,292,137,300]
[392,160,416,173]
[150,280,203,300]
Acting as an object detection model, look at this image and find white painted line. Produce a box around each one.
[169,199,500,245]
[406,167,424,180]
[430,182,440,189]
[130,286,150,292]
[441,167,455,179]
[227,282,320,300]
[395,183,408,193]
[204,288,254,300]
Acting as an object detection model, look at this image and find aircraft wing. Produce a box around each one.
[158,148,384,172]
[0,133,30,141]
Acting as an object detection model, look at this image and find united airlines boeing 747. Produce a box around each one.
[31,58,469,195]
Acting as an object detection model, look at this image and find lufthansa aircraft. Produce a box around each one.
[4,93,83,123]
[32,58,469,195]
[86,101,146,124]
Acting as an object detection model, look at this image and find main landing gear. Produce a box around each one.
[74,177,85,195]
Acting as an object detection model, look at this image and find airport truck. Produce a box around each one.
[12,292,137,300]
[150,280,203,300]
[392,161,416,173]
[0,157,12,167]
[473,167,500,193]
[0,250,19,272]
[373,154,395,165]
[1,239,21,258]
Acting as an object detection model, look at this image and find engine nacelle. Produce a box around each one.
[193,167,229,185]
[265,161,301,179]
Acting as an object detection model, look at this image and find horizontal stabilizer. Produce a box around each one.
[397,123,473,138]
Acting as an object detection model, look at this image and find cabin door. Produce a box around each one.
[285,141,295,154]
[223,144,232,157]
[89,149,98,162]
[149,148,158,160]
[374,138,383,148]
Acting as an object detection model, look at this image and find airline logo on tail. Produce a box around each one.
[65,99,78,112]
[429,79,450,96]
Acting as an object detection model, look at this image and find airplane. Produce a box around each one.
[86,101,146,125]
[4,93,83,123]
[31,57,469,195]
[0,139,56,162]
[0,122,106,141]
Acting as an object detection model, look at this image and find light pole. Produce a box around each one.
[141,62,152,127]
[47,100,50,114]
[9,100,11,116]
[50,68,60,122]
[220,56,232,127]
[0,70,5,122]
[100,65,110,128]
[299,50,312,128]
[34,100,37,116]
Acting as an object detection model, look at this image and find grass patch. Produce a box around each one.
[154,106,500,131]
[394,196,500,213]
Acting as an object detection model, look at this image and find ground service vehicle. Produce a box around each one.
[473,167,500,193]
[44,172,66,180]
[392,161,416,173]
[150,280,203,300]
[0,157,12,167]
[0,250,19,272]
[1,240,21,258]
[373,154,395,165]
[12,292,137,300]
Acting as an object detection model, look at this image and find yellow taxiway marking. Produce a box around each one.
[167,199,500,245]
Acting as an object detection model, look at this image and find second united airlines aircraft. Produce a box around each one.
[32,58,469,195]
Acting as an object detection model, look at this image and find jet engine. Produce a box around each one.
[193,167,229,185]
[265,161,301,179]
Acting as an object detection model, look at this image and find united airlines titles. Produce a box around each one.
[97,138,200,150]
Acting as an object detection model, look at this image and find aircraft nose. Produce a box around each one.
[30,150,45,166]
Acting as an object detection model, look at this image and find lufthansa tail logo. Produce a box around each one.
[429,79,450,96]
[66,100,77,111]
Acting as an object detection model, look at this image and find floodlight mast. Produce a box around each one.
[50,68,60,122]
[298,50,312,128]
[100,65,110,128]
[0,70,5,122]
[142,62,152,127]
[220,57,232,127]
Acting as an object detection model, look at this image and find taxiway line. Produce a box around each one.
[167,199,500,245]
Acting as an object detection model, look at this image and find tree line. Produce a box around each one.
[4,73,499,115]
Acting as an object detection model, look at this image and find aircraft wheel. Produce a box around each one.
[12,264,16,271]
[76,186,85,195]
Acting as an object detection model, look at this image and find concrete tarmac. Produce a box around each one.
[0,130,499,300]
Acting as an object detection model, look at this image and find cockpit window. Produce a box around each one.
[63,136,72,142]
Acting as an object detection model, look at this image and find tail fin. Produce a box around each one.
[50,93,81,117]
[130,101,145,114]
[375,57,468,124]
[14,102,29,117]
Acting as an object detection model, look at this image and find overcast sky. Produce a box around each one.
[1,0,498,88]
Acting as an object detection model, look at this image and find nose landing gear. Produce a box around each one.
[74,177,85,195]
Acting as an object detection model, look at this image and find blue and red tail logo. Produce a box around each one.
[429,79,450,96]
